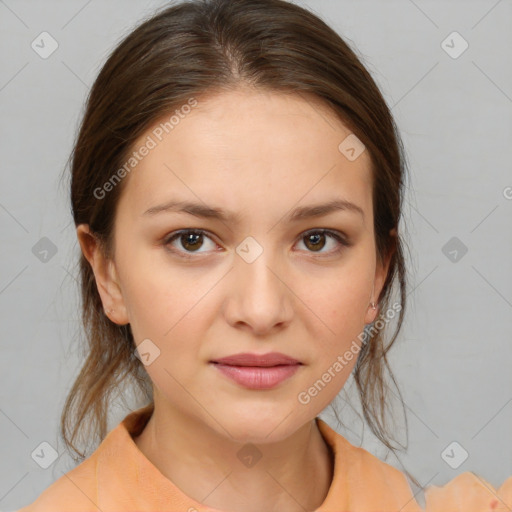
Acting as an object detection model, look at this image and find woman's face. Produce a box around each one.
[82,87,390,443]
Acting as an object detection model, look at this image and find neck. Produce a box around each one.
[133,400,334,512]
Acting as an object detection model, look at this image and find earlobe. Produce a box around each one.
[76,224,129,325]
[364,264,385,325]
[364,230,396,325]
[364,300,379,325]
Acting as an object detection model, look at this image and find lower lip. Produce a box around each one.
[211,363,301,390]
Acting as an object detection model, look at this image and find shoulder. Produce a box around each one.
[316,417,423,511]
[16,453,99,512]
[344,436,421,506]
[16,406,152,512]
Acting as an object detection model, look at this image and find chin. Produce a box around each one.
[213,407,306,445]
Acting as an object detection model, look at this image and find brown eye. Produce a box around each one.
[179,231,204,251]
[297,229,349,256]
[164,229,217,258]
[303,232,327,252]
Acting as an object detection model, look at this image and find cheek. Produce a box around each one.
[115,246,177,337]
[118,251,216,357]
[310,269,373,328]
[301,259,374,357]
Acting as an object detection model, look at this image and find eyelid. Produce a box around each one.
[163,229,219,258]
[296,228,351,256]
[163,227,350,258]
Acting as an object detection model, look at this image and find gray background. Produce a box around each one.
[1,0,511,510]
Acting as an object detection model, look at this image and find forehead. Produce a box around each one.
[117,88,373,225]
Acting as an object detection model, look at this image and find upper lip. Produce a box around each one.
[210,352,302,367]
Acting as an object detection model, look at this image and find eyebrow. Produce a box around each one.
[143,198,365,223]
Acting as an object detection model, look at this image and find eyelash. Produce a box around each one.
[163,228,350,260]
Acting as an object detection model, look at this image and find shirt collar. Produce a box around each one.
[94,404,422,511]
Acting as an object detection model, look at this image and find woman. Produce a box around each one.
[17,0,512,510]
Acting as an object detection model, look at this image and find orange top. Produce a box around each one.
[17,405,512,512]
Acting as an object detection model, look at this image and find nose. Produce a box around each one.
[223,245,294,336]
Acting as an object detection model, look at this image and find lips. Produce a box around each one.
[209,352,302,390]
[210,352,302,367]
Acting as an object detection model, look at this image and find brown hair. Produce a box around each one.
[63,0,415,485]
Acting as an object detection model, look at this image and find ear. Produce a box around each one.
[76,224,129,325]
[364,228,396,325]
